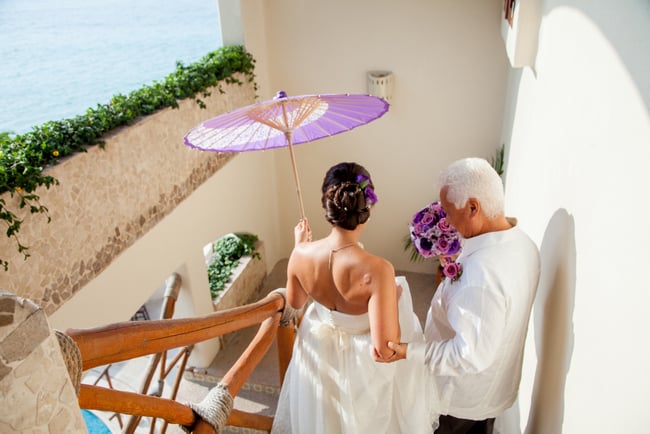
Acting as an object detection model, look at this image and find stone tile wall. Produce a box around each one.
[0,77,256,316]
[0,289,86,433]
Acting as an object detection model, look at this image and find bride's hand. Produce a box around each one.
[294,218,312,245]
[373,341,408,363]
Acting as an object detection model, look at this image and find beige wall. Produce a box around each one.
[499,1,649,432]
[242,0,510,273]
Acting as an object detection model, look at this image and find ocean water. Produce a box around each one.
[0,0,222,135]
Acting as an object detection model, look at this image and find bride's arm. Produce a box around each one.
[368,258,401,360]
[284,219,312,309]
[286,250,309,310]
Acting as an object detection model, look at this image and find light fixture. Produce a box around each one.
[367,70,394,103]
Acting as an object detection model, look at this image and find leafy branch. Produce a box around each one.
[0,46,256,271]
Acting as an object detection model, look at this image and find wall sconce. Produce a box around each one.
[367,70,394,103]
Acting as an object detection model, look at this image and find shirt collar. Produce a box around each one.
[458,224,520,260]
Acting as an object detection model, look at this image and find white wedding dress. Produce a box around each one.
[271,276,434,434]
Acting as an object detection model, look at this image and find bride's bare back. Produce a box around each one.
[287,238,394,315]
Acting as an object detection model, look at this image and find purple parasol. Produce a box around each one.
[184,90,389,218]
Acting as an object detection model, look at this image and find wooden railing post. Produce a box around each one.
[123,273,183,434]
[277,321,296,385]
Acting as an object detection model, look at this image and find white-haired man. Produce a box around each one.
[378,157,540,434]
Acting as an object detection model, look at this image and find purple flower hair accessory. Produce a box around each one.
[356,174,378,206]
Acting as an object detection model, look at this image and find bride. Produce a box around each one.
[271,162,434,434]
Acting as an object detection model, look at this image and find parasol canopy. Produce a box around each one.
[184,90,389,218]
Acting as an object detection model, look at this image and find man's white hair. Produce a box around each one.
[437,157,504,219]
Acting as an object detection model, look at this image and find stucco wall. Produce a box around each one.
[498,1,649,433]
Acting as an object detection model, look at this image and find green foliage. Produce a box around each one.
[0,45,256,271]
[207,233,261,299]
[490,143,505,177]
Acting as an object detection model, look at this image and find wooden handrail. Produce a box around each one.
[71,289,294,433]
[68,292,285,370]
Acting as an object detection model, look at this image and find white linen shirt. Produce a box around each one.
[408,225,540,420]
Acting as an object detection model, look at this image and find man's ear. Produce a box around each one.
[468,198,480,216]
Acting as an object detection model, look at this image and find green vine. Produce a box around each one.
[0,45,256,271]
[207,233,261,299]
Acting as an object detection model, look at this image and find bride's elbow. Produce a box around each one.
[374,344,397,360]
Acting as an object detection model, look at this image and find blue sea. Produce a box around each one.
[0,0,222,135]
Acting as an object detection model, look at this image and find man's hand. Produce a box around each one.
[373,341,408,363]
[294,218,312,245]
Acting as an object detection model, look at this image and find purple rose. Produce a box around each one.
[421,212,434,226]
[436,236,450,254]
[437,217,452,233]
[442,262,460,280]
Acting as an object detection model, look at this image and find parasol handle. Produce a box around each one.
[285,132,306,220]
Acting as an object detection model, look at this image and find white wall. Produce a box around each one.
[499,1,650,432]
[242,0,510,273]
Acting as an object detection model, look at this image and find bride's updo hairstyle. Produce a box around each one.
[321,162,378,231]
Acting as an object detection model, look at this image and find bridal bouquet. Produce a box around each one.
[409,201,463,282]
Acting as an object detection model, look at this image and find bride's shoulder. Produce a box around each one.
[354,251,395,281]
[366,252,395,272]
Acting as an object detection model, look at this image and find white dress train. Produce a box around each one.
[271,276,435,434]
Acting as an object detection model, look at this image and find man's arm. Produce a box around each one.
[421,286,506,375]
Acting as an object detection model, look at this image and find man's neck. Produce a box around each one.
[473,215,513,237]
